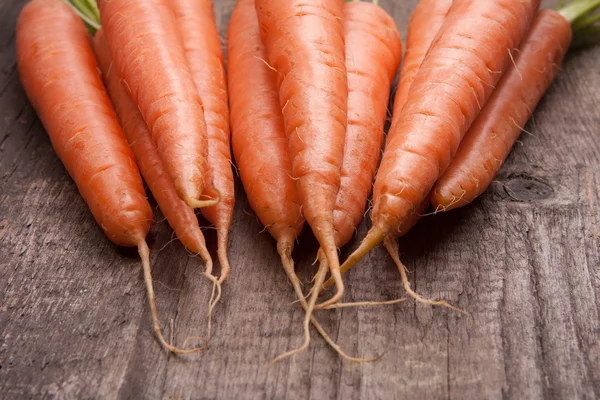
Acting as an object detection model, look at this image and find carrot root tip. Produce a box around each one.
[138,242,207,354]
[273,237,374,364]
[203,271,223,343]
[322,297,406,309]
[185,184,222,209]
[322,227,385,290]
[383,237,468,315]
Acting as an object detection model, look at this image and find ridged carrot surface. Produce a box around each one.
[334,0,541,290]
[170,0,234,279]
[333,1,402,247]
[255,0,348,302]
[93,29,211,265]
[391,0,452,121]
[230,0,360,364]
[98,0,212,208]
[17,0,152,248]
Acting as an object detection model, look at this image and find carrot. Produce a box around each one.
[432,2,600,211]
[93,29,222,341]
[311,0,402,310]
[326,0,541,305]
[321,0,452,293]
[97,0,218,209]
[344,0,451,243]
[229,0,371,364]
[390,0,452,121]
[169,0,234,327]
[332,1,402,249]
[375,0,453,241]
[255,0,348,305]
[168,0,233,285]
[169,0,233,283]
[16,0,199,353]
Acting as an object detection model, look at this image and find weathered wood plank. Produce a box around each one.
[1,0,599,399]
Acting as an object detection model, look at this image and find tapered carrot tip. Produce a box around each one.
[217,244,231,283]
[431,187,468,213]
[311,219,345,307]
[314,249,342,308]
[322,227,385,290]
[138,241,208,354]
[203,271,222,343]
[184,185,222,209]
[383,237,468,315]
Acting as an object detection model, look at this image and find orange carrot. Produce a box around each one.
[331,1,402,248]
[93,29,220,342]
[378,0,452,238]
[168,0,234,282]
[255,0,348,304]
[314,0,403,309]
[229,0,370,364]
[97,0,217,209]
[229,0,303,295]
[17,0,198,353]
[328,0,541,305]
[432,9,579,211]
[391,0,452,121]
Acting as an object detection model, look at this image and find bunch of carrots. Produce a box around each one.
[15,0,600,364]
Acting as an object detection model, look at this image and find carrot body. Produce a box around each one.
[432,10,572,211]
[170,0,234,278]
[372,0,540,238]
[93,30,211,263]
[98,0,211,206]
[229,0,303,247]
[255,0,348,297]
[391,0,452,122]
[333,1,402,247]
[17,0,152,248]
[383,0,452,236]
[229,0,311,361]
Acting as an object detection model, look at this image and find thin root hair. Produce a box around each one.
[138,241,207,354]
[383,237,467,315]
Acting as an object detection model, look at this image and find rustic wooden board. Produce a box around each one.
[1,1,599,399]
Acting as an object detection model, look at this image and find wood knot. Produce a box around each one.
[501,174,554,202]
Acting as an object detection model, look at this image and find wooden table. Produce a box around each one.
[2,1,599,399]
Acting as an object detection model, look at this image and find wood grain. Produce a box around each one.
[1,0,599,398]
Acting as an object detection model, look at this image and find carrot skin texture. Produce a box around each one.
[391,0,451,232]
[229,0,304,243]
[378,0,451,236]
[372,0,541,237]
[98,0,210,205]
[16,0,152,247]
[391,0,452,120]
[255,0,347,278]
[432,10,572,211]
[333,2,402,246]
[93,30,211,260]
[169,0,234,277]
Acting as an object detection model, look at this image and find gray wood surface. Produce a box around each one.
[1,0,599,399]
